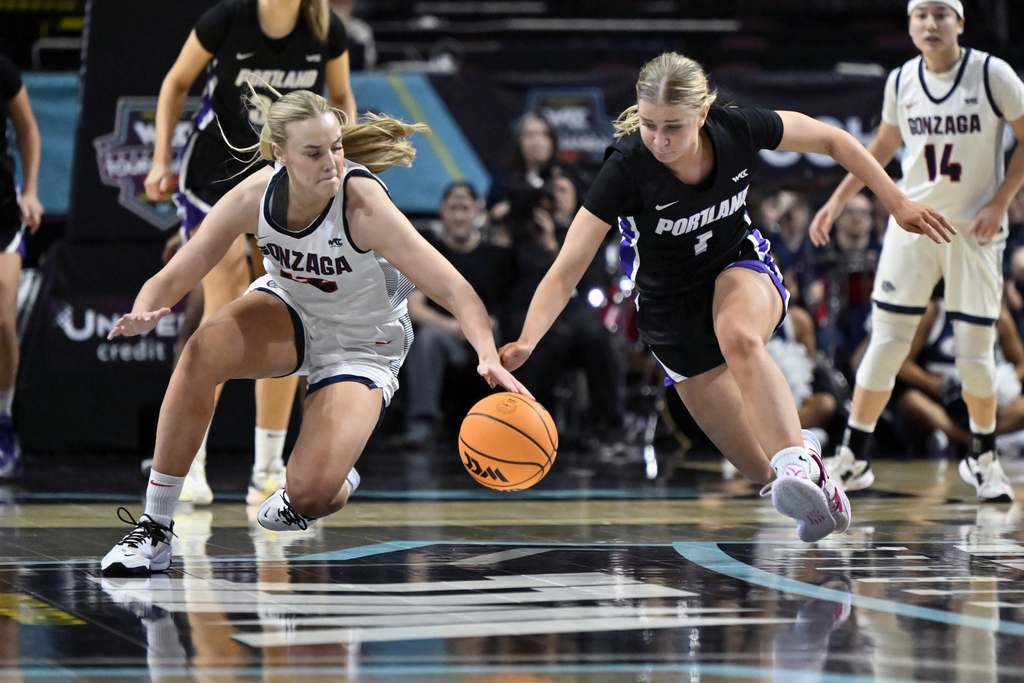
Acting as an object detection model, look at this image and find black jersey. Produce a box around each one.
[193,0,348,151]
[583,105,783,343]
[0,54,22,191]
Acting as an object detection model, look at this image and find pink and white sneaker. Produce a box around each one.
[804,430,851,535]
[761,430,851,542]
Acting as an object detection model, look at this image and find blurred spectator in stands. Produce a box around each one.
[894,293,1024,457]
[0,53,42,480]
[489,112,582,230]
[402,183,517,443]
[330,0,376,70]
[761,190,814,305]
[811,191,881,383]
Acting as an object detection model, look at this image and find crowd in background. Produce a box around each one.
[397,106,1024,462]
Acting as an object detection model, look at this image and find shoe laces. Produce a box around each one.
[115,507,174,548]
[277,495,310,531]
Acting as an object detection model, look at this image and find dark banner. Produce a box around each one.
[68,0,213,244]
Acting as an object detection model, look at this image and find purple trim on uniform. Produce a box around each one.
[15,233,25,260]
[727,230,790,321]
[618,216,638,280]
[173,192,207,238]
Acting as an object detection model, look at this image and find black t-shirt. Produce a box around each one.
[193,0,348,150]
[0,54,23,189]
[584,105,783,302]
[425,235,517,319]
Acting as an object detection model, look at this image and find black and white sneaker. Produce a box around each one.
[959,452,1014,503]
[257,489,317,531]
[101,508,175,577]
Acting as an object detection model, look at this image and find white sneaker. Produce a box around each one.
[804,430,851,535]
[257,489,316,531]
[101,508,175,577]
[178,463,213,506]
[959,452,1015,503]
[822,445,875,491]
[246,463,286,506]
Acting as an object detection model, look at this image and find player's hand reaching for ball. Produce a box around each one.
[107,309,172,339]
[498,340,534,372]
[477,359,534,400]
[891,199,956,244]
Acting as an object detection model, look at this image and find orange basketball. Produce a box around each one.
[458,392,558,491]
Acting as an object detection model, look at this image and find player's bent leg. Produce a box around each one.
[258,381,382,530]
[103,292,299,576]
[673,366,774,484]
[712,267,804,459]
[0,253,22,480]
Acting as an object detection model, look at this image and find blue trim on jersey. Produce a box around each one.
[254,285,306,375]
[946,310,997,326]
[262,166,336,239]
[895,64,904,98]
[874,299,928,315]
[982,55,1004,119]
[341,168,390,254]
[918,48,972,105]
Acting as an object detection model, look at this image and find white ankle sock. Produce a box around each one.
[346,468,361,496]
[254,427,287,473]
[0,388,13,417]
[771,446,822,482]
[145,470,185,525]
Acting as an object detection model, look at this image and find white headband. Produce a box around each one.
[907,0,964,18]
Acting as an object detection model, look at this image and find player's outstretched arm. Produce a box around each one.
[346,177,533,398]
[776,111,954,245]
[808,122,903,246]
[144,31,212,201]
[108,169,267,339]
[7,84,43,232]
[970,116,1024,240]
[498,207,610,372]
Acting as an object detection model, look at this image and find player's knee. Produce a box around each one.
[855,308,919,391]
[716,319,762,364]
[176,328,232,385]
[287,481,335,518]
[954,321,997,397]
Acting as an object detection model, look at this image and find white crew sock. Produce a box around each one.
[771,446,822,483]
[969,417,996,435]
[345,468,361,497]
[0,388,13,417]
[847,418,877,432]
[145,470,186,526]
[254,427,287,473]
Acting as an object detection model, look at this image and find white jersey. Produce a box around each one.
[253,160,415,324]
[883,48,1024,230]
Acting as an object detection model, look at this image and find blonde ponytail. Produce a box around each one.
[614,52,717,139]
[234,86,427,174]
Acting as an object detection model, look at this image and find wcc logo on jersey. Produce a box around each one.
[94,97,200,231]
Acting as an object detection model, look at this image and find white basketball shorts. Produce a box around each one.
[872,217,1003,325]
[246,274,413,404]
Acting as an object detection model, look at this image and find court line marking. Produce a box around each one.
[0,662,927,682]
[673,542,1024,636]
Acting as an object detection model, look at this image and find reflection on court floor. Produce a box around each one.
[1,458,1023,682]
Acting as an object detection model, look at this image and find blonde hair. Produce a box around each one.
[302,0,330,42]
[240,87,428,174]
[613,52,718,139]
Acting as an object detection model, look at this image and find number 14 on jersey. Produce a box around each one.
[924,143,962,183]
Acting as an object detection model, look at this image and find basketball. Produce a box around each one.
[458,392,558,491]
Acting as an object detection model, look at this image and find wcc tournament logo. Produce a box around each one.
[93,97,200,231]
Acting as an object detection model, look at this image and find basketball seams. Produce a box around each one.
[458,438,545,470]
[465,412,553,467]
[511,396,558,451]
